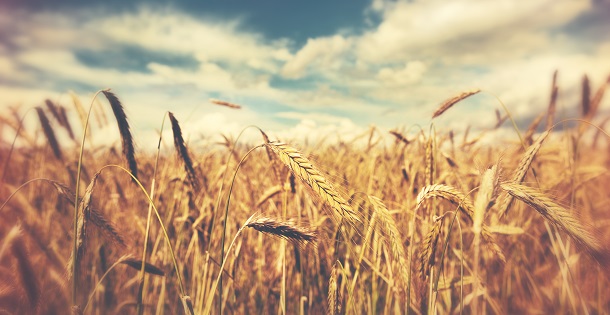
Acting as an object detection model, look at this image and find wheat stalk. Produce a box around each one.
[266,142,362,226]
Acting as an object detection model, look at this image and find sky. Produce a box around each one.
[1,0,609,149]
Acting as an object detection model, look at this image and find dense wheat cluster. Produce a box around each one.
[1,75,610,314]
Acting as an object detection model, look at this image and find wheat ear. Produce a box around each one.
[246,214,317,247]
[498,130,550,217]
[417,184,505,262]
[432,89,481,118]
[101,90,138,180]
[49,180,125,246]
[1,226,39,307]
[501,182,606,262]
[35,107,62,160]
[419,215,443,278]
[368,196,409,291]
[546,70,558,130]
[209,99,242,109]
[328,260,342,315]
[67,173,99,279]
[266,142,362,226]
[168,112,200,190]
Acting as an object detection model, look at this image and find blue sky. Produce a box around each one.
[1,0,609,148]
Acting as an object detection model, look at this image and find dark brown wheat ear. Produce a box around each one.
[36,107,63,161]
[101,90,138,180]
[45,99,75,140]
[168,112,200,191]
[245,213,317,247]
[209,98,242,109]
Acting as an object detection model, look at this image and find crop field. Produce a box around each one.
[1,78,610,314]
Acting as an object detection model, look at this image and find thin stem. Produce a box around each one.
[137,113,168,315]
[218,144,263,314]
[73,90,103,306]
[203,213,258,315]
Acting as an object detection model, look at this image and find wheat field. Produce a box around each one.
[1,76,610,314]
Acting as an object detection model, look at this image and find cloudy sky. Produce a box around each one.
[1,0,609,148]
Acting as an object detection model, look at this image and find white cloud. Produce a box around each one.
[357,0,591,63]
[92,8,290,70]
[377,61,427,86]
[281,35,352,79]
